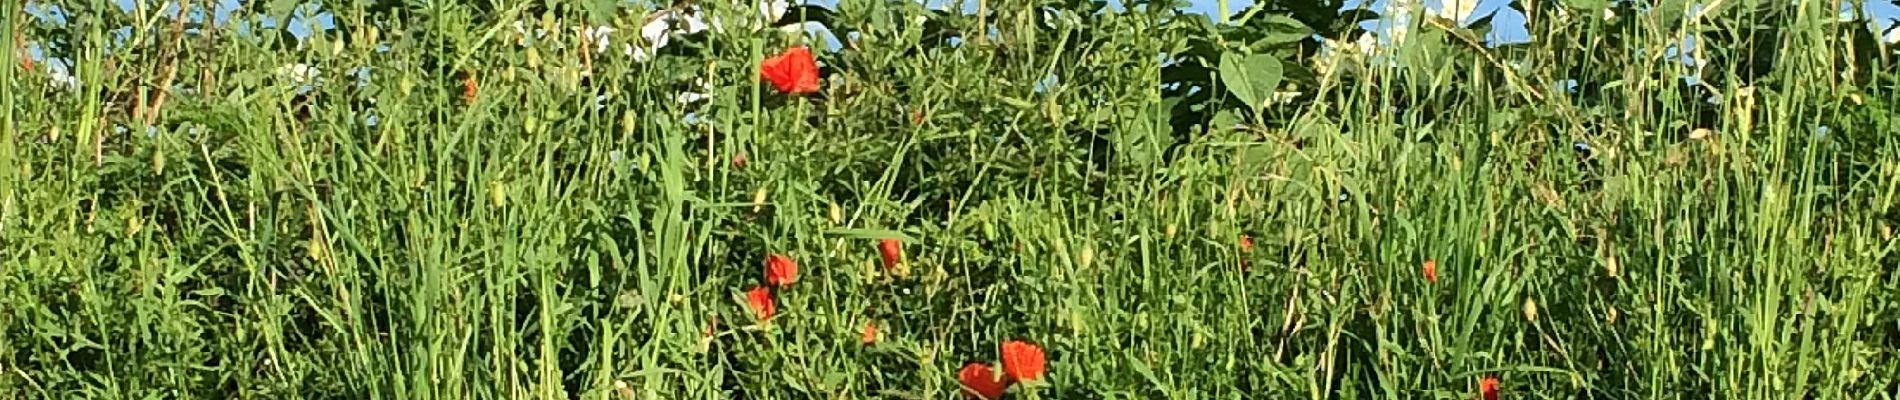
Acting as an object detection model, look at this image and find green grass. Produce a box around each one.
[2,0,1898,399]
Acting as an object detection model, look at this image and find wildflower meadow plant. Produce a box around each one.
[3,0,1898,399]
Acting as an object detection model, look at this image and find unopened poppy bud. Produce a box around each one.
[1523,297,1539,322]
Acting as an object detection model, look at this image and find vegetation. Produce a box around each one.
[2,0,1898,398]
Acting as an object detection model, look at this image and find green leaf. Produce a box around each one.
[266,0,299,21]
[1209,109,1240,132]
[1250,14,1313,45]
[998,95,1037,110]
[825,228,918,242]
[1561,0,1610,10]
[583,0,617,25]
[1219,52,1284,111]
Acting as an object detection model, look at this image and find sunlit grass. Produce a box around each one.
[2,0,1897,399]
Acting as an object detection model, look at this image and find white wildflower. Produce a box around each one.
[276,63,318,84]
[676,77,712,105]
[675,91,711,104]
[640,13,673,46]
[631,7,713,62]
[1271,91,1302,105]
[675,8,711,35]
[760,0,789,23]
[578,25,615,54]
[1430,0,1480,25]
[511,20,549,47]
[1355,32,1380,55]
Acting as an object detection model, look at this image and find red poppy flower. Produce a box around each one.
[1478,376,1499,400]
[860,321,878,344]
[460,70,478,103]
[760,46,820,95]
[1000,340,1045,383]
[765,253,798,287]
[1238,234,1254,252]
[878,239,903,270]
[1423,259,1438,284]
[957,362,1009,400]
[731,151,748,169]
[745,286,775,321]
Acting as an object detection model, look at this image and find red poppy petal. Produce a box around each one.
[957,363,1010,400]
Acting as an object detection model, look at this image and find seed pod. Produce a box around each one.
[489,181,507,207]
[752,188,768,214]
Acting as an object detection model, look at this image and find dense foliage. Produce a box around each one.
[3,0,1898,398]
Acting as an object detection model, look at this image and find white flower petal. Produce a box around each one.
[580,25,615,54]
[1271,91,1302,104]
[760,0,789,23]
[675,91,710,104]
[1354,32,1379,55]
[641,13,672,45]
[276,63,318,84]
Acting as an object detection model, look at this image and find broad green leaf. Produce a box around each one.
[1250,14,1313,45]
[1209,109,1240,132]
[1219,52,1284,111]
